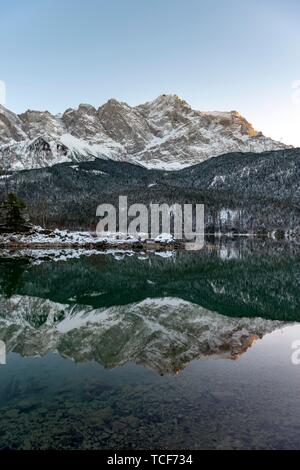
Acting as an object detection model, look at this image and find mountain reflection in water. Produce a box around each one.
[0,238,300,449]
[0,295,285,374]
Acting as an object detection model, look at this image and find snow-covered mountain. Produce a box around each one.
[0,95,290,171]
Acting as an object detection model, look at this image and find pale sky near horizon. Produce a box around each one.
[0,0,300,146]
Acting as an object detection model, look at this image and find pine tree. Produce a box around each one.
[0,193,30,233]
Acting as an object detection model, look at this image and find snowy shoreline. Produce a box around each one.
[1,226,295,253]
[0,227,183,251]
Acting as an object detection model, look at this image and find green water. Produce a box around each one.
[0,238,300,449]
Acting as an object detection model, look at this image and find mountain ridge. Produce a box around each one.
[0,95,290,171]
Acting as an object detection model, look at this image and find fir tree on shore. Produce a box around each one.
[0,193,31,233]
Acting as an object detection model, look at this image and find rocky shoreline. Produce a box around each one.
[0,226,185,251]
[1,226,298,253]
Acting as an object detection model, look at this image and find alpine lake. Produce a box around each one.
[0,237,300,450]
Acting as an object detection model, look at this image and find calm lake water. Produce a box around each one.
[1,238,300,450]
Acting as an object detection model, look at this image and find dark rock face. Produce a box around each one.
[0,194,31,233]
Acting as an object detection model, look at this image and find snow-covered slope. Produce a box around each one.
[0,95,290,171]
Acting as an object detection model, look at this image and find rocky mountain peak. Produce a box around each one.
[137,93,192,115]
[0,105,27,143]
[0,95,291,171]
[78,103,97,112]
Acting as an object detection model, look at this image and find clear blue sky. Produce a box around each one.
[1,0,300,145]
